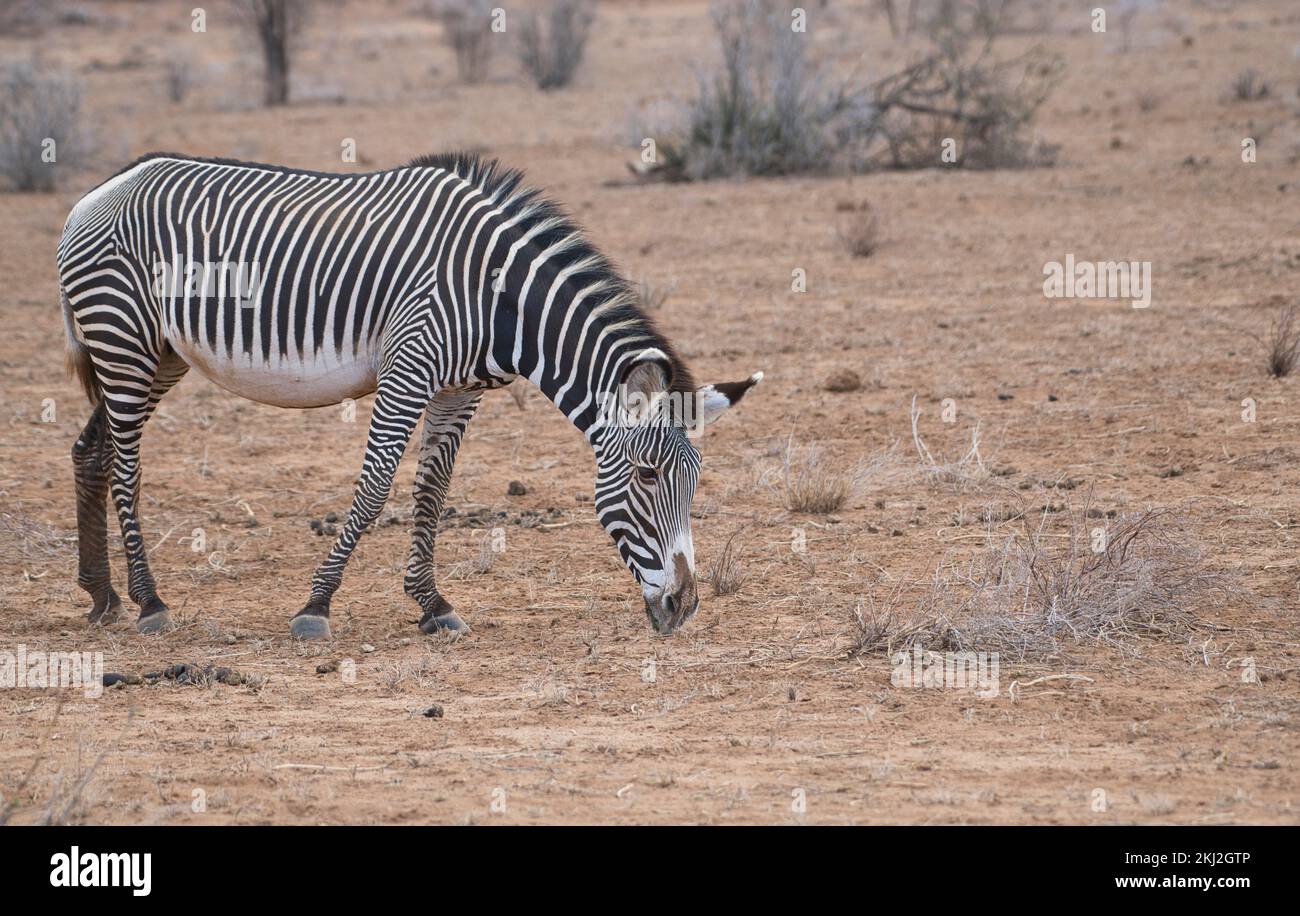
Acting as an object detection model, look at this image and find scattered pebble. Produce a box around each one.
[507,480,527,496]
[361,643,376,653]
[316,660,339,674]
[422,704,444,719]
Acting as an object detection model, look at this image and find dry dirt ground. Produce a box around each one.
[1,0,1299,824]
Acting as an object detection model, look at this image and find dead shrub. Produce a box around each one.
[233,0,312,106]
[1265,304,1300,378]
[851,503,1236,660]
[426,0,496,84]
[164,54,196,103]
[0,63,92,192]
[1230,69,1270,102]
[644,0,1061,180]
[516,0,593,91]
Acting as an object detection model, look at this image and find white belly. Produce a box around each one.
[171,340,378,408]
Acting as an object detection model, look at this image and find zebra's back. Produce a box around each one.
[59,154,497,408]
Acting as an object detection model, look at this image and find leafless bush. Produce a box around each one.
[1266,305,1300,378]
[0,0,54,35]
[836,200,879,258]
[1230,69,1270,102]
[865,34,1062,170]
[0,63,91,192]
[425,0,496,83]
[782,438,855,514]
[654,0,837,179]
[706,528,749,596]
[164,54,196,103]
[851,503,1235,660]
[648,0,1061,180]
[233,0,311,106]
[516,0,593,91]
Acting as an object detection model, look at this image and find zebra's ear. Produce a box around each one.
[695,371,763,428]
[622,347,673,399]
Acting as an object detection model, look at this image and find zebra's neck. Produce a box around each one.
[487,232,682,446]
[496,273,650,443]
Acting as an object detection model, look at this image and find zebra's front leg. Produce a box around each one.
[290,377,428,640]
[404,389,482,635]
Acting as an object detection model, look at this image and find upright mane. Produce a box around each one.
[407,152,697,394]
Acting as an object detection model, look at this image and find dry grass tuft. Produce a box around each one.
[836,201,879,258]
[910,395,989,491]
[781,439,854,514]
[706,527,749,596]
[635,275,674,311]
[446,535,498,579]
[849,501,1237,660]
[1230,68,1270,102]
[1265,304,1300,377]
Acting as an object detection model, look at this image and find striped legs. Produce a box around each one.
[72,402,121,624]
[100,348,190,633]
[404,389,481,634]
[290,371,431,640]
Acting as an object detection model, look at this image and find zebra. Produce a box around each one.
[59,152,761,639]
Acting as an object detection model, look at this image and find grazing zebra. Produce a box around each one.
[59,152,760,639]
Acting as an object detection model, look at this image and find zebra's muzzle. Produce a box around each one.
[645,556,699,634]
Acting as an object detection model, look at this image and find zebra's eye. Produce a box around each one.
[635,466,659,486]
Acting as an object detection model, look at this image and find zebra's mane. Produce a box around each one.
[108,151,696,393]
[408,152,696,394]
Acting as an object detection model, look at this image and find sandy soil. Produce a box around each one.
[1,0,1298,824]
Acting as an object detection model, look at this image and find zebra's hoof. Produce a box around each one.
[136,608,172,634]
[291,613,332,640]
[88,595,123,626]
[420,608,469,635]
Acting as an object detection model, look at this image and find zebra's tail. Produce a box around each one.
[62,288,101,405]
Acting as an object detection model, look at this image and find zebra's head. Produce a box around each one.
[594,348,761,634]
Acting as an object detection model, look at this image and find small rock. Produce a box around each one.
[422,704,445,719]
[822,369,862,393]
[324,511,339,524]
[361,643,376,653]
[102,672,128,687]
[316,660,339,675]
[508,480,527,496]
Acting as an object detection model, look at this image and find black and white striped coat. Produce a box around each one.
[59,152,759,638]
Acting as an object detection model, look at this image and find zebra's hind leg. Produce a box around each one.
[404,389,482,635]
[72,402,122,624]
[102,349,191,634]
[291,374,430,640]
